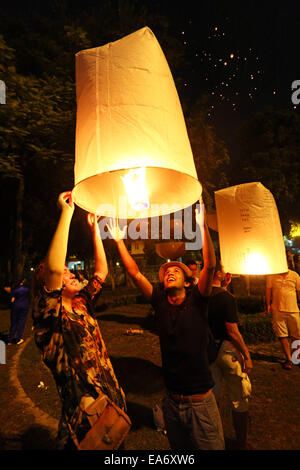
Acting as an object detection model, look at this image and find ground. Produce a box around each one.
[0,303,300,451]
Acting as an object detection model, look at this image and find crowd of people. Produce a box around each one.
[2,191,300,451]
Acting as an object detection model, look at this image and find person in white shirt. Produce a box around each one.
[266,269,300,369]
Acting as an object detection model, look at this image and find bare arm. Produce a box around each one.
[196,199,216,297]
[45,192,74,291]
[87,213,108,281]
[107,219,153,301]
[226,322,253,374]
[266,286,272,314]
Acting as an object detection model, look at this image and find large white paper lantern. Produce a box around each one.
[215,182,287,275]
[72,27,201,218]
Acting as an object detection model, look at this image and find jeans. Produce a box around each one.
[162,391,225,450]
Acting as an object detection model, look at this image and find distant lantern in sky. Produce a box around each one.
[215,182,288,275]
[72,27,201,218]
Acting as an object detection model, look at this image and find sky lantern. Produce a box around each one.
[155,241,186,260]
[72,27,201,219]
[215,182,288,275]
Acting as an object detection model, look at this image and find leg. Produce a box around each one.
[272,311,292,364]
[15,310,28,342]
[210,360,223,405]
[162,395,190,450]
[218,341,251,448]
[232,410,249,449]
[180,393,224,450]
[278,337,292,363]
[7,309,18,343]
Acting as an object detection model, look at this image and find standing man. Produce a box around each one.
[208,259,253,450]
[266,267,300,370]
[108,199,225,450]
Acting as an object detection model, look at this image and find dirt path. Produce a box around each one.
[1,306,300,450]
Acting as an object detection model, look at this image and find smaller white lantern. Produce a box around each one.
[215,182,288,275]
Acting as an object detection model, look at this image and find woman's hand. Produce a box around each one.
[106,218,128,243]
[87,213,100,236]
[57,191,74,215]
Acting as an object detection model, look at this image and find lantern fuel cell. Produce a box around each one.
[72,27,201,218]
[121,168,149,211]
[215,182,288,275]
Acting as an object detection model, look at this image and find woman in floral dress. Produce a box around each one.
[32,191,126,449]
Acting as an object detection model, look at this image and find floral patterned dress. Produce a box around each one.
[32,275,126,449]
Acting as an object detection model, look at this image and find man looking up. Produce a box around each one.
[107,198,224,450]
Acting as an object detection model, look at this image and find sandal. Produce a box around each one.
[282,360,292,370]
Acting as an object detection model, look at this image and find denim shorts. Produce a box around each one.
[162,390,224,450]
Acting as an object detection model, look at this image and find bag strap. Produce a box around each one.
[66,418,81,449]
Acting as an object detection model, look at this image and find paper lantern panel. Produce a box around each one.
[215,182,288,275]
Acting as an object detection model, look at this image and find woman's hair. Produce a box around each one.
[32,261,46,297]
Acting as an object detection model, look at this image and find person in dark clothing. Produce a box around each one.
[7,279,30,345]
[208,258,253,450]
[108,198,224,450]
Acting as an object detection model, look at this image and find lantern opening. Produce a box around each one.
[121,167,150,212]
[244,252,270,275]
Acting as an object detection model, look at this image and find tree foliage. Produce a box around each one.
[186,98,230,208]
[0,1,232,283]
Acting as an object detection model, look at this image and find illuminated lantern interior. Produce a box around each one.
[121,167,149,211]
[72,27,201,218]
[215,182,288,275]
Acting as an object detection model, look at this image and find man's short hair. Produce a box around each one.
[185,259,197,267]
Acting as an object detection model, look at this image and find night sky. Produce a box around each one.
[161,1,300,161]
[2,0,299,162]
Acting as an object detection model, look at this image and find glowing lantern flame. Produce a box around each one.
[121,167,150,211]
[244,252,270,275]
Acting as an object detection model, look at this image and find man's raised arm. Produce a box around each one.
[107,219,153,301]
[196,197,216,297]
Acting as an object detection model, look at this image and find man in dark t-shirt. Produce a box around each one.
[108,200,224,450]
[208,259,253,450]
